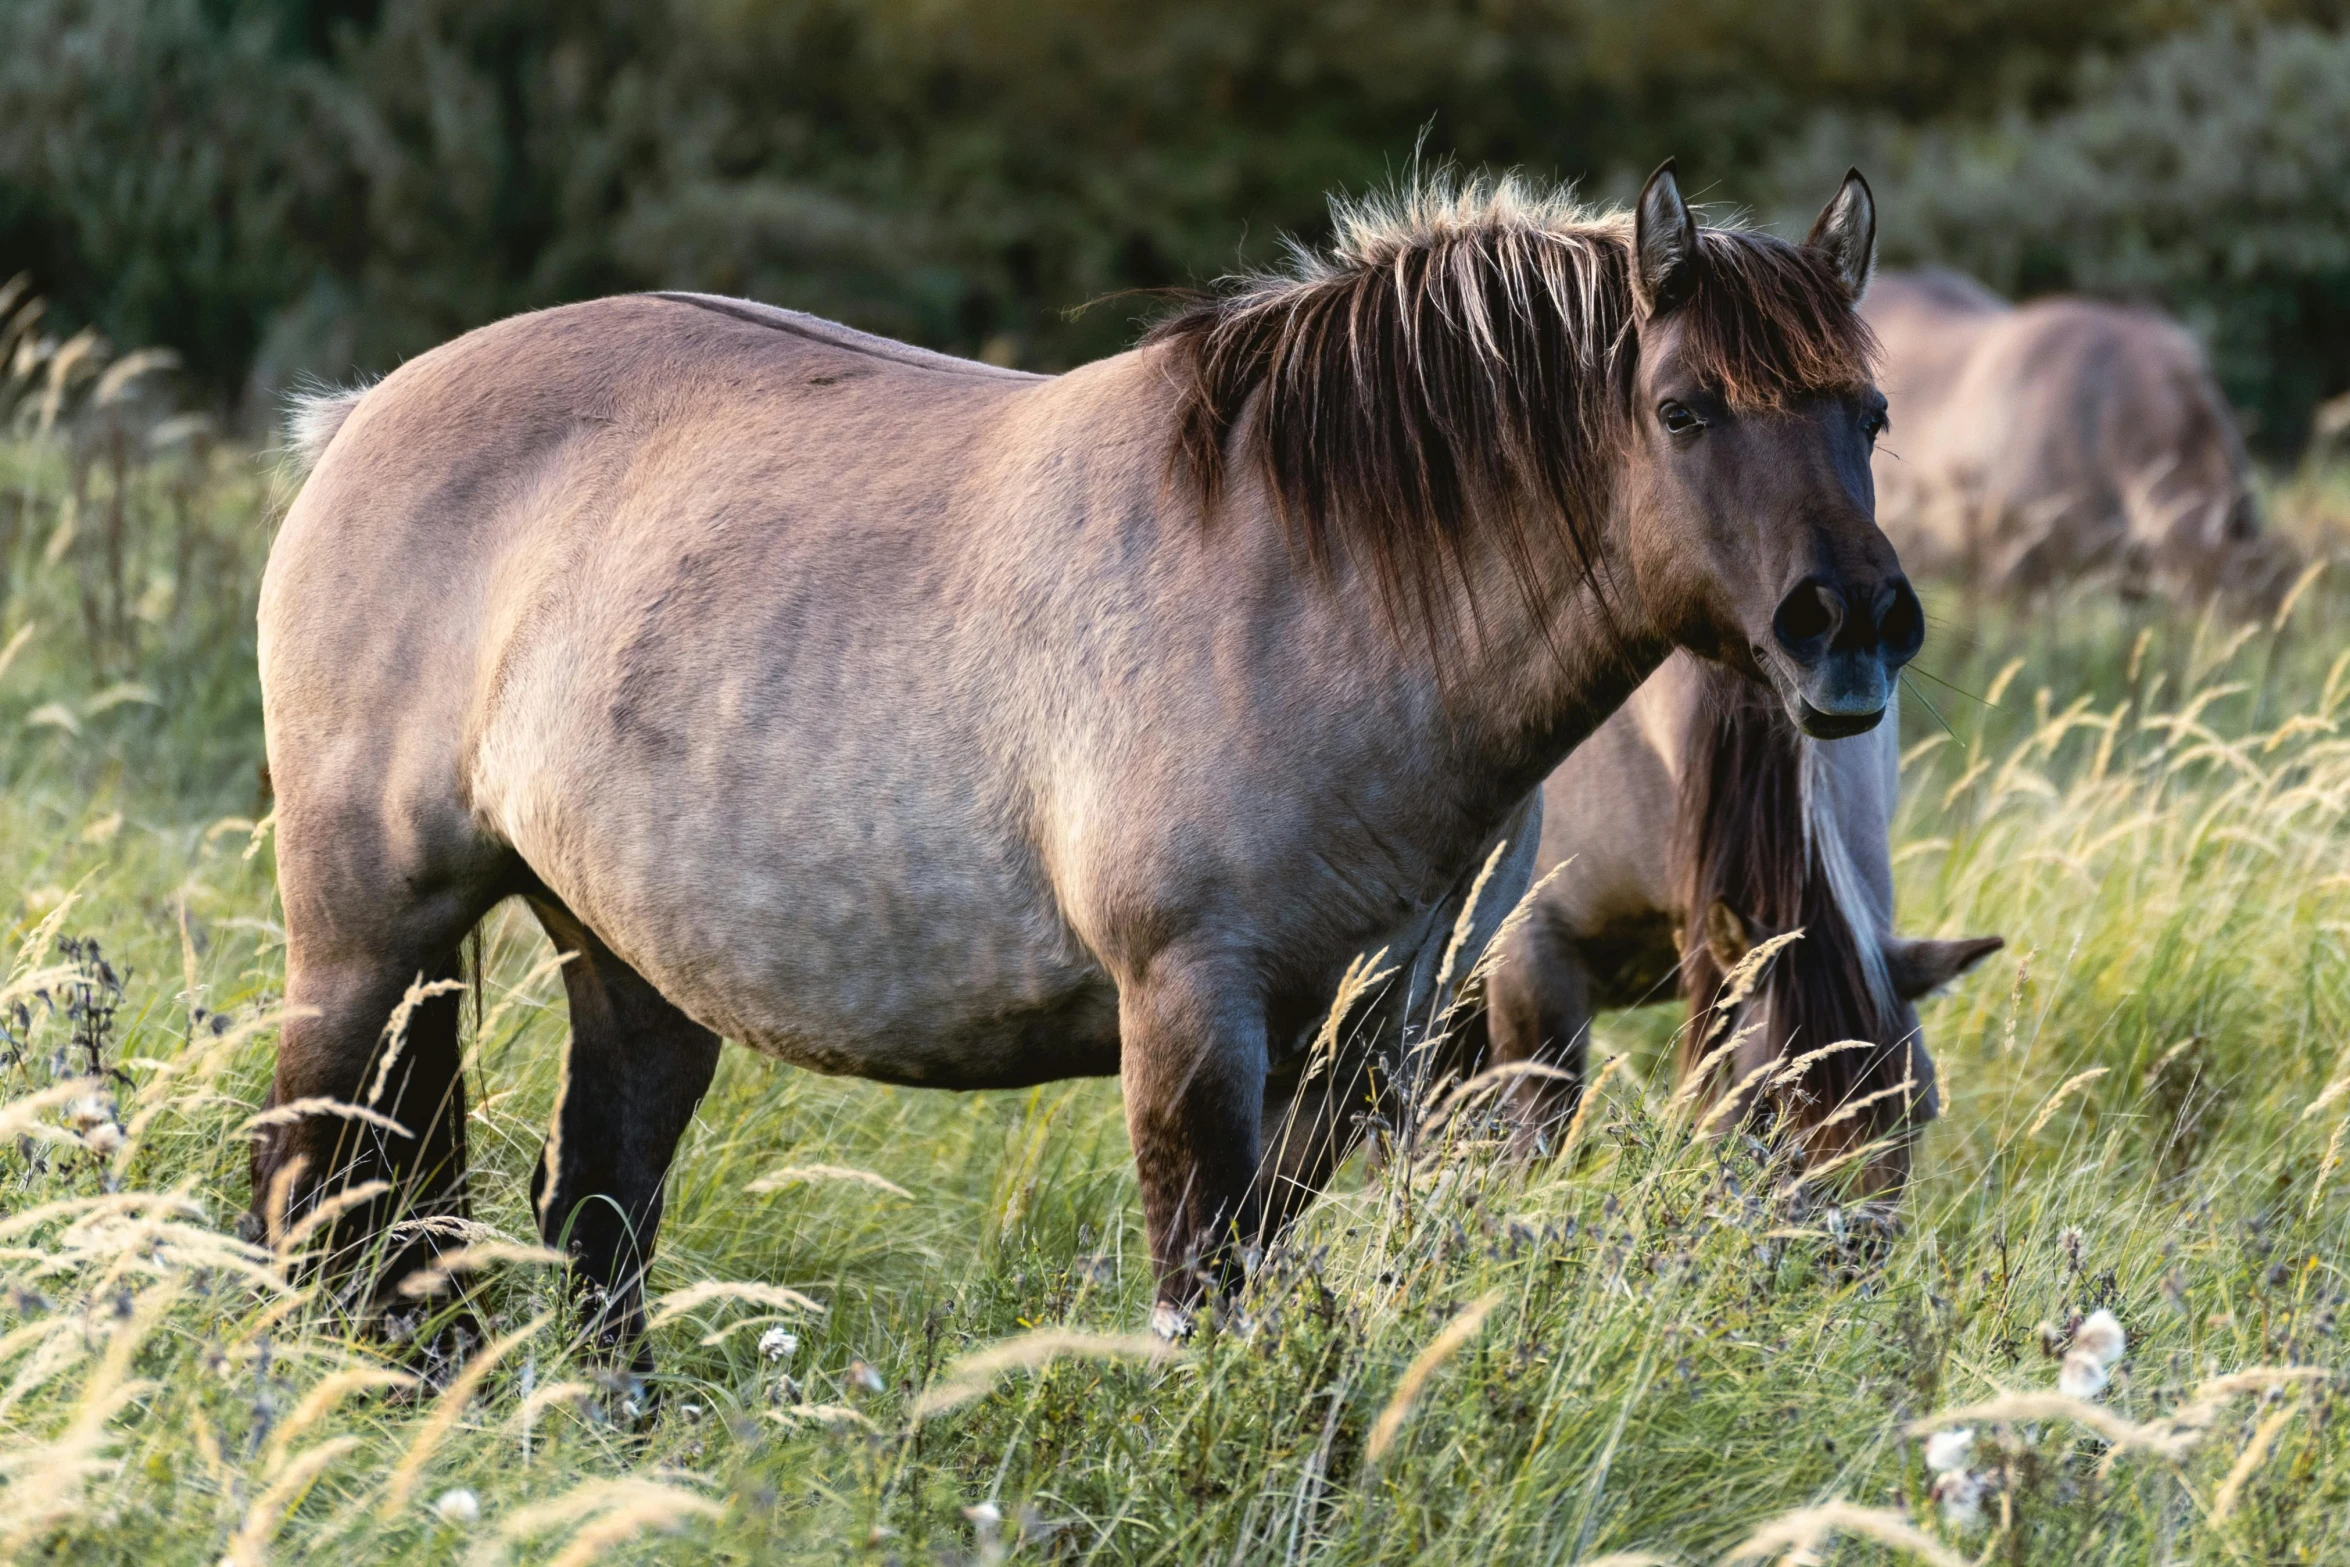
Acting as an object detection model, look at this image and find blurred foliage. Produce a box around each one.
[4,0,2350,437]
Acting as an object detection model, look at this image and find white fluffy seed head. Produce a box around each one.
[2073,1308,2126,1367]
[2059,1348,2112,1400]
[1923,1427,1974,1473]
[1932,1469,1987,1531]
[433,1488,480,1525]
[758,1326,799,1362]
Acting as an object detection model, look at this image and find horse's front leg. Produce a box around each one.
[1482,911,1595,1156]
[1118,958,1268,1335]
[1255,1042,1378,1244]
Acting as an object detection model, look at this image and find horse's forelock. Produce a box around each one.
[1675,231,1881,412]
[1145,176,1876,660]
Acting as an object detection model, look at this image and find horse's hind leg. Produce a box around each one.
[528,899,721,1370]
[1254,1050,1376,1243]
[256,815,508,1320]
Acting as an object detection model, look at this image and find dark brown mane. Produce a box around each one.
[1145,176,1878,651]
[1672,661,1914,1138]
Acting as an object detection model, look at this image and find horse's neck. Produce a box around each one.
[1425,561,1671,823]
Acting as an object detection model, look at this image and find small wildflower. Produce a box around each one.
[845,1359,885,1395]
[82,1122,125,1157]
[1922,1427,1973,1474]
[758,1325,798,1362]
[963,1501,1002,1527]
[433,1488,480,1525]
[679,1402,703,1421]
[65,1093,115,1131]
[2058,1225,2084,1271]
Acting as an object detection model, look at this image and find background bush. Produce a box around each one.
[7,0,2350,443]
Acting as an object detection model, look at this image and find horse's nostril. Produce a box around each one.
[1772,579,1842,656]
[1877,578,1924,661]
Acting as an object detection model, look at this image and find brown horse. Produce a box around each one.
[1482,653,2002,1197]
[253,163,1917,1359]
[1862,269,2295,609]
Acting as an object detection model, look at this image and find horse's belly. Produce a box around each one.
[554,809,1122,1084]
[473,676,1121,1087]
[564,841,1122,1086]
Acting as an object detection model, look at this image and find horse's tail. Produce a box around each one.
[1671,663,1903,1123]
[281,381,375,475]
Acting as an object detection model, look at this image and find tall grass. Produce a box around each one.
[0,384,2343,1561]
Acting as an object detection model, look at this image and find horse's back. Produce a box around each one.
[261,293,1054,825]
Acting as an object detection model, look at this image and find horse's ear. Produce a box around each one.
[1884,933,2003,1000]
[1805,168,1877,300]
[1702,899,1753,971]
[1633,159,1699,318]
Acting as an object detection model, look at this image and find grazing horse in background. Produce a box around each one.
[1862,270,2296,611]
[253,160,1918,1362]
[1482,653,2003,1198]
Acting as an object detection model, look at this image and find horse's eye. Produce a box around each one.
[1659,400,1703,435]
[1861,407,1889,441]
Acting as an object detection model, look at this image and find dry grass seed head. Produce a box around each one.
[913,1329,1184,1419]
[221,1436,360,1566]
[395,1240,569,1300]
[644,1280,825,1329]
[1365,1290,1502,1462]
[743,1164,913,1199]
[379,1312,548,1518]
[1720,1498,1966,1567]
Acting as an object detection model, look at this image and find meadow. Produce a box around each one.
[0,336,2346,1564]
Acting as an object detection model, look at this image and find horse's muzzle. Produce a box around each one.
[1770,573,1920,739]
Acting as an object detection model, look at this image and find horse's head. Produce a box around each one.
[1674,663,2003,1206]
[1702,900,2004,1204]
[1618,164,1921,741]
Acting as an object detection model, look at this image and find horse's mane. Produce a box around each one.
[1145,173,1878,652]
[1672,661,1914,1136]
